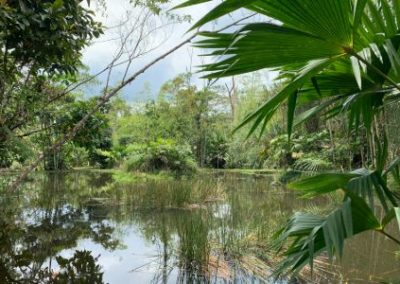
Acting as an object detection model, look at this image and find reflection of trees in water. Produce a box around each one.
[0,207,113,283]
[0,171,325,283]
[0,173,119,283]
[54,250,104,283]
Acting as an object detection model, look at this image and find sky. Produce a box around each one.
[81,0,276,102]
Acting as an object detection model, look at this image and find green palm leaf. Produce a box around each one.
[289,169,399,211]
[179,0,400,134]
[273,193,381,276]
[288,173,357,198]
[249,0,353,46]
[233,58,336,137]
[188,0,258,31]
[173,0,211,9]
[196,24,344,78]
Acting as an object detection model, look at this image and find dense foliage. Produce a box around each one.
[123,139,197,176]
[2,0,400,281]
[0,0,103,167]
[108,73,319,173]
[179,0,400,278]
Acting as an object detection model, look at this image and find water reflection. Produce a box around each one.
[0,173,120,283]
[0,171,399,283]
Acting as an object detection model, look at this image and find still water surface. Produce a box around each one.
[0,171,399,283]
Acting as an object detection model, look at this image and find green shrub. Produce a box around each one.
[0,132,33,168]
[225,139,265,169]
[262,130,358,171]
[64,145,89,168]
[89,149,115,169]
[123,139,197,176]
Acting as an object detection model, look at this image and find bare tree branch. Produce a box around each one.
[47,10,175,105]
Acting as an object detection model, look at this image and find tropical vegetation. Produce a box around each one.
[177,0,400,277]
[1,0,400,282]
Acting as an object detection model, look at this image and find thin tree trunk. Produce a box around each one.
[327,120,335,164]
[225,77,237,119]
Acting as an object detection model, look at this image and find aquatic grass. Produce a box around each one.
[93,177,227,211]
[3,170,392,282]
[176,212,210,269]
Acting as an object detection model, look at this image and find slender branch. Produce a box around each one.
[215,13,257,33]
[378,229,400,246]
[47,14,174,105]
[17,123,59,138]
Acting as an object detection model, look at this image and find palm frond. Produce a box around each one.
[195,24,344,78]
[176,1,400,277]
[233,58,336,138]
[179,0,400,134]
[273,193,381,277]
[293,156,333,174]
[347,169,398,212]
[290,169,399,211]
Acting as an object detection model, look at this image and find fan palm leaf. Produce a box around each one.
[289,169,399,211]
[179,0,400,135]
[273,192,387,276]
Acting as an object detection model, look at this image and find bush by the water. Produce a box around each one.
[123,139,197,175]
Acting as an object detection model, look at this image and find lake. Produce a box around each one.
[0,171,399,283]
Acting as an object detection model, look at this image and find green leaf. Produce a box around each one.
[234,58,336,137]
[196,24,344,78]
[273,192,380,277]
[384,39,400,75]
[396,208,400,232]
[311,77,322,97]
[189,0,257,31]
[353,0,368,31]
[290,168,398,210]
[289,173,356,198]
[351,56,362,89]
[382,208,396,228]
[293,96,342,127]
[381,0,397,35]
[248,0,353,45]
[347,169,398,212]
[53,0,64,10]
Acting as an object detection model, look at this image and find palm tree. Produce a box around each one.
[177,0,400,277]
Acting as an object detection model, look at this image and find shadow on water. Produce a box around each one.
[0,171,399,283]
